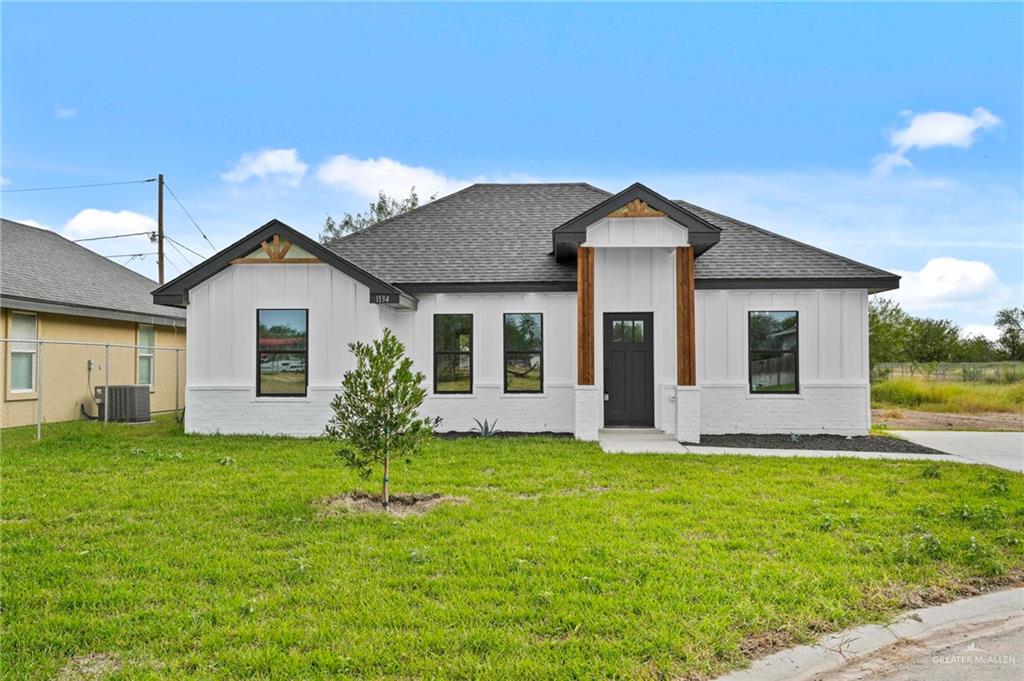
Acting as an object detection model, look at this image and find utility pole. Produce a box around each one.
[157,173,165,284]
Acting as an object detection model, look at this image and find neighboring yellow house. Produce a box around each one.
[1,219,186,428]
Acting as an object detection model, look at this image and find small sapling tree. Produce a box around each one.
[325,329,437,511]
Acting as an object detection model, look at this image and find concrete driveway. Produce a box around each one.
[891,431,1023,473]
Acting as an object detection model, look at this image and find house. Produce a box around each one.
[152,183,898,441]
[0,219,186,427]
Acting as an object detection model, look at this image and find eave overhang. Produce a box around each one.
[151,219,417,310]
[552,183,722,261]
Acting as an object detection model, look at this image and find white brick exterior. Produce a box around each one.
[183,254,872,438]
[675,386,701,443]
[574,385,601,441]
[699,384,870,436]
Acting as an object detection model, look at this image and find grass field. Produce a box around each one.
[872,376,1024,414]
[3,418,1022,679]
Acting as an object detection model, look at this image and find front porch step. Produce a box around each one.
[598,428,686,454]
[599,428,670,439]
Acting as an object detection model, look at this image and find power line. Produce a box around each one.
[166,238,196,267]
[1,178,156,193]
[73,231,154,243]
[163,181,216,252]
[163,251,184,274]
[107,252,159,258]
[164,235,205,259]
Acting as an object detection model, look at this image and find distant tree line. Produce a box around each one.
[869,300,1023,365]
[319,188,436,243]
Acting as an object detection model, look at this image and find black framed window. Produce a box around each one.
[504,313,542,393]
[749,311,799,394]
[257,309,308,397]
[434,314,472,393]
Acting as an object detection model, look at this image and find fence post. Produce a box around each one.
[104,344,110,424]
[174,349,180,415]
[35,341,43,441]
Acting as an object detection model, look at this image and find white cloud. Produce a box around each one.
[54,106,77,119]
[873,107,1002,175]
[62,208,155,240]
[57,209,164,278]
[316,154,471,200]
[882,257,1011,313]
[609,170,1022,255]
[963,324,1001,342]
[221,148,308,186]
[0,176,9,186]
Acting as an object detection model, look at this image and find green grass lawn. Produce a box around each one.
[2,418,1022,679]
[872,376,1024,414]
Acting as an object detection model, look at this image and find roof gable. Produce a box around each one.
[152,219,415,308]
[552,183,721,260]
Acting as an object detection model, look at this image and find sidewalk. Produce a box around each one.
[714,588,1023,681]
[598,429,976,465]
[891,430,1023,473]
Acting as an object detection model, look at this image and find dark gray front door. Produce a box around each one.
[603,312,654,427]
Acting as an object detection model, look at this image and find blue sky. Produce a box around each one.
[3,3,1021,335]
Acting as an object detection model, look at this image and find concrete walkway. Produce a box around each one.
[891,430,1023,473]
[715,587,1024,681]
[599,429,976,465]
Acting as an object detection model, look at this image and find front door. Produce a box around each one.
[603,312,654,427]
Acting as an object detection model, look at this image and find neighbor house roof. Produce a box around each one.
[1,218,185,326]
[327,183,898,293]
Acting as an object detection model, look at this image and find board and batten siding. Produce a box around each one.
[695,288,870,435]
[592,246,679,432]
[382,292,578,433]
[184,263,580,435]
[183,259,871,437]
[185,263,382,435]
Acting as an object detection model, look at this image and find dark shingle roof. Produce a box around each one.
[327,183,895,291]
[677,200,898,282]
[329,183,610,285]
[1,219,185,323]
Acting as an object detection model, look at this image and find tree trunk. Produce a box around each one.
[382,454,390,513]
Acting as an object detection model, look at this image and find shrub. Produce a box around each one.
[473,419,501,438]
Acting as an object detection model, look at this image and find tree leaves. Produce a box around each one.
[324,329,437,503]
[318,188,437,243]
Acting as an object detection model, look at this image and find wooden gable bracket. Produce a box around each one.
[260,234,292,260]
[606,198,666,219]
[229,234,321,264]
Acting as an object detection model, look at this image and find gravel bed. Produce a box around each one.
[696,433,947,454]
[435,431,573,440]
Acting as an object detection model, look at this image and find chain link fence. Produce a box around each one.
[872,361,1024,384]
[0,339,185,442]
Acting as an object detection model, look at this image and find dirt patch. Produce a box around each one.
[738,628,797,658]
[696,433,944,454]
[315,491,467,517]
[56,653,121,680]
[899,569,1024,610]
[872,408,1024,432]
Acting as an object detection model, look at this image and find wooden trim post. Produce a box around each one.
[577,246,595,385]
[676,246,696,386]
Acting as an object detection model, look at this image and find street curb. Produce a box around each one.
[714,587,1024,681]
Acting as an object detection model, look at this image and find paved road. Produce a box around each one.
[819,619,1023,681]
[892,431,1023,472]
